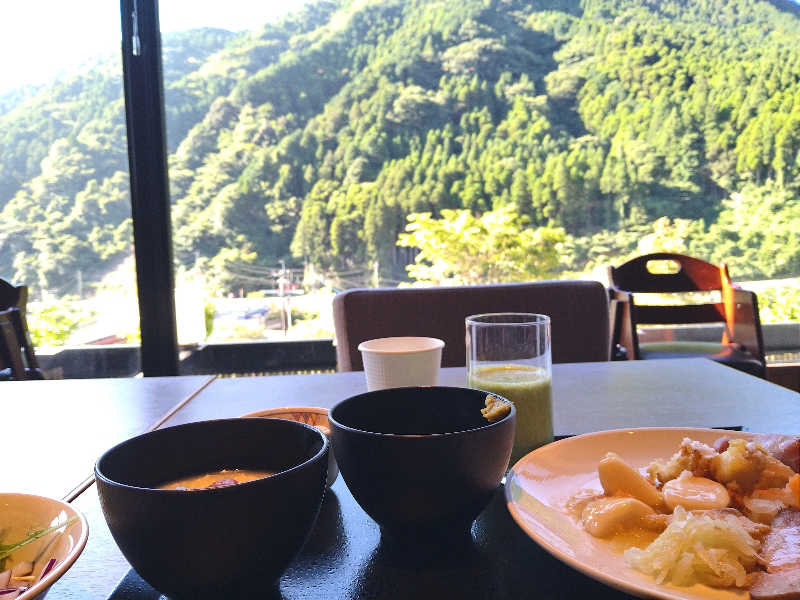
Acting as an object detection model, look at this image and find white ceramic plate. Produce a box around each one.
[505,427,756,600]
[0,493,89,600]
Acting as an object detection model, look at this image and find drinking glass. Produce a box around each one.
[466,313,552,466]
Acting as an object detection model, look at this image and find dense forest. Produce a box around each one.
[2,0,800,299]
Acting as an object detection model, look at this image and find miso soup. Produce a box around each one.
[159,468,274,490]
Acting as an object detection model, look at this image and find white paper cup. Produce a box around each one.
[358,337,445,391]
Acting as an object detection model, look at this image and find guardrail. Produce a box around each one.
[37,339,338,379]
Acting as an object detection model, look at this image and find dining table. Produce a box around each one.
[6,358,800,600]
[2,375,216,599]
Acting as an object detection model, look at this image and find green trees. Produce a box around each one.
[2,0,800,303]
[27,297,90,347]
[0,27,236,296]
[397,207,567,285]
[700,184,800,279]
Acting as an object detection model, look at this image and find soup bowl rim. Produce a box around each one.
[328,385,515,439]
[94,417,329,493]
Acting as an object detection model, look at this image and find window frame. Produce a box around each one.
[120,0,179,376]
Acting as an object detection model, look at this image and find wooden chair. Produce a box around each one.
[332,280,610,371]
[608,253,765,378]
[0,307,45,380]
[0,279,44,381]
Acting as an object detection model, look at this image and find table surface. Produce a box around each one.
[2,375,216,600]
[164,359,800,434]
[3,375,215,499]
[9,359,800,600]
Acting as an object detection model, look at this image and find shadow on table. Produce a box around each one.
[349,487,631,600]
[109,480,633,599]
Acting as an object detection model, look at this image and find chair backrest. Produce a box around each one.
[0,278,27,311]
[721,283,765,363]
[607,252,765,363]
[0,311,27,379]
[608,253,730,327]
[332,280,610,372]
[0,307,44,381]
[609,253,726,294]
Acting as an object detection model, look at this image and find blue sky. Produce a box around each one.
[0,1,308,94]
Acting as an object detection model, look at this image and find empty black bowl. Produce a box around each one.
[329,386,515,541]
[95,418,328,599]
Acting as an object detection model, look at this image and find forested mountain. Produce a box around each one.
[2,0,800,298]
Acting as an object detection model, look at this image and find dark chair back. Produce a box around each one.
[0,307,45,380]
[0,278,27,311]
[332,280,610,372]
[0,279,44,381]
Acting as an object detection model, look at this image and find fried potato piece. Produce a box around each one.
[711,439,795,494]
[481,394,511,423]
[647,438,718,486]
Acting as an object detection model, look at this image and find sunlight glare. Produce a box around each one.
[0,0,307,93]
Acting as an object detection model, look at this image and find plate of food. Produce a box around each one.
[505,428,800,600]
[0,492,89,599]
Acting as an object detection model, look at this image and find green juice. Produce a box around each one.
[468,364,553,466]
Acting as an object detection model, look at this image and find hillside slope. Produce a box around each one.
[1,0,800,295]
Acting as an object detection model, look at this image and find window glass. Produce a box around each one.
[4,2,797,379]
[0,2,140,378]
[160,1,797,371]
[160,0,339,364]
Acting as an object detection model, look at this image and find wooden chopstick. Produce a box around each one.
[62,375,218,503]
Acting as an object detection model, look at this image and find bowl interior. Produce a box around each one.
[330,386,508,435]
[96,418,325,489]
[0,493,89,600]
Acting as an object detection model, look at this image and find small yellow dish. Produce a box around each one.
[0,492,89,600]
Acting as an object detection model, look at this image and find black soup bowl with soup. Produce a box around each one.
[95,418,328,599]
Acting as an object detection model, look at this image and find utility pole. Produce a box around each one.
[278,260,291,335]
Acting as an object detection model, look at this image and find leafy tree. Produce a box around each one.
[758,284,800,323]
[28,297,92,347]
[397,206,568,285]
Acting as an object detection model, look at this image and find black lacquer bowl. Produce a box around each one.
[329,386,515,542]
[95,418,328,599]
